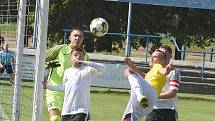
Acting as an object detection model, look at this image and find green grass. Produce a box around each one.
[0,84,215,121]
[0,23,17,32]
[178,99,215,121]
[0,80,48,121]
[91,92,128,120]
[90,88,215,121]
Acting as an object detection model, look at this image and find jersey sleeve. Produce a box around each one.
[46,44,65,62]
[84,61,106,78]
[169,69,181,91]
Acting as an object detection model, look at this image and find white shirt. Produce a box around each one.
[154,68,181,110]
[48,61,106,116]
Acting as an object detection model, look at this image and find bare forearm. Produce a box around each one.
[158,90,177,99]
[129,65,146,77]
[125,57,146,77]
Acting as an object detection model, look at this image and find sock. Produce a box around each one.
[50,115,61,121]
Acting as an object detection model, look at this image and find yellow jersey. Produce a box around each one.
[145,64,166,95]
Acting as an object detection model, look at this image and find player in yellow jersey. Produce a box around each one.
[45,27,88,121]
[122,49,173,121]
[145,45,181,121]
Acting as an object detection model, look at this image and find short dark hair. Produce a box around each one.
[67,26,84,44]
[70,26,84,34]
[155,49,167,61]
[159,45,172,55]
[71,47,85,56]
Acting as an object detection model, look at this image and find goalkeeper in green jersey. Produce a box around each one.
[45,27,89,121]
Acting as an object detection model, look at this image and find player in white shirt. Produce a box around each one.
[45,48,106,121]
[145,45,181,121]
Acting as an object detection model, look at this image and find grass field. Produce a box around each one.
[1,83,215,121]
[90,88,215,121]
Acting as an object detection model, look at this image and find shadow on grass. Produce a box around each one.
[90,89,129,96]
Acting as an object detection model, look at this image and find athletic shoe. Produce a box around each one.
[138,96,149,108]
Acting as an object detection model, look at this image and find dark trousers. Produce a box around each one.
[62,113,89,121]
[145,109,178,121]
[0,64,13,74]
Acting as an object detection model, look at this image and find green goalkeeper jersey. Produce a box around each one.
[46,44,88,85]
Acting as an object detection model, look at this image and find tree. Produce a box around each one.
[44,0,215,59]
[129,4,215,59]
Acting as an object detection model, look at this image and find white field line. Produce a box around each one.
[0,105,10,121]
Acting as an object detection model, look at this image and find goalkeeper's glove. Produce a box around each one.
[45,60,61,69]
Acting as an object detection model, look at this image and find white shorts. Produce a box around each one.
[122,73,158,121]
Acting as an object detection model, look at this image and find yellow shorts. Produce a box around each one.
[46,90,64,111]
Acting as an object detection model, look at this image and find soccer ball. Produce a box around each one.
[90,17,109,37]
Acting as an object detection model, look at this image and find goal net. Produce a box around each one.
[0,0,48,121]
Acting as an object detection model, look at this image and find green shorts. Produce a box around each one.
[46,90,64,111]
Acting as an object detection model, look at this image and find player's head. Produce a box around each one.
[69,26,84,48]
[71,47,85,67]
[3,43,9,50]
[159,45,172,63]
[149,49,167,66]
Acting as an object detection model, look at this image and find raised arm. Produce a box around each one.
[82,61,107,74]
[125,57,146,77]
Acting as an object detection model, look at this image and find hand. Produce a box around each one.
[45,60,61,69]
[166,63,174,73]
[125,57,133,68]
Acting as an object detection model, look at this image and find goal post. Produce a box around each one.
[31,0,49,120]
[0,0,50,120]
[12,0,26,120]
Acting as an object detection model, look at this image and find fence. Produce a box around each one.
[63,29,215,78]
